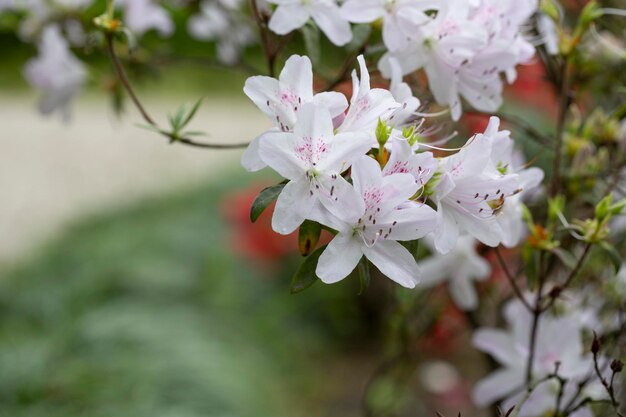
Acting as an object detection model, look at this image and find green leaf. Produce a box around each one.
[599,241,621,274]
[301,23,321,66]
[298,220,321,256]
[181,98,204,129]
[346,24,371,53]
[550,247,577,270]
[357,257,370,295]
[290,245,327,294]
[250,184,285,223]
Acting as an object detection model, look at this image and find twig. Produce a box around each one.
[495,247,533,312]
[250,0,277,77]
[551,58,572,197]
[542,242,592,312]
[105,34,250,150]
[592,341,622,415]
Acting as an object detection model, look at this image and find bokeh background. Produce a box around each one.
[0,2,612,415]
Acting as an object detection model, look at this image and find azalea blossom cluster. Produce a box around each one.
[266,0,544,120]
[242,54,543,288]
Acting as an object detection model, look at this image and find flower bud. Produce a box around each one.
[591,332,601,355]
[611,359,623,373]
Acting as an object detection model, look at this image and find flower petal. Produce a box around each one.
[258,131,304,180]
[279,55,314,101]
[272,179,314,234]
[240,133,267,172]
[268,4,311,35]
[363,240,420,288]
[473,368,523,407]
[316,233,363,283]
[311,4,353,46]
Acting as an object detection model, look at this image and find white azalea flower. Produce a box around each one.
[420,236,491,310]
[431,121,520,254]
[23,24,86,120]
[311,155,438,288]
[382,137,437,190]
[473,299,606,417]
[340,0,436,51]
[258,103,372,235]
[378,0,488,120]
[267,0,352,46]
[121,0,174,37]
[242,54,348,171]
[188,0,256,64]
[337,55,401,136]
[480,117,544,247]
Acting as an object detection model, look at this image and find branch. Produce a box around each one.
[550,58,572,197]
[105,34,250,150]
[495,247,533,312]
[542,242,592,312]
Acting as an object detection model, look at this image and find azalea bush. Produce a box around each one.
[1,0,626,416]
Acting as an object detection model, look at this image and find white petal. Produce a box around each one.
[377,203,438,240]
[449,273,479,310]
[272,179,314,234]
[318,174,365,224]
[316,233,363,283]
[351,155,383,196]
[433,208,459,255]
[473,329,521,368]
[258,131,304,179]
[311,4,353,46]
[240,133,267,172]
[243,75,281,120]
[418,256,449,287]
[473,368,524,407]
[279,55,314,101]
[293,102,335,142]
[340,0,384,23]
[363,240,420,288]
[268,4,310,34]
[318,132,371,172]
[312,91,348,119]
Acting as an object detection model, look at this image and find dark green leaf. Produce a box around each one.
[357,258,370,295]
[301,23,321,66]
[250,184,285,223]
[290,245,327,294]
[298,220,321,256]
[599,241,622,274]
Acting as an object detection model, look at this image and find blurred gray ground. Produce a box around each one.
[0,94,268,264]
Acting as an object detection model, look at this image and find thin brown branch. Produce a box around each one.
[551,58,572,197]
[105,34,250,150]
[495,247,533,312]
[542,242,592,312]
[250,0,276,77]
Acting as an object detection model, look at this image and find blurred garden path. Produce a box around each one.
[0,94,269,265]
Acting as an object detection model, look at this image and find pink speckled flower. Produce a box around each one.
[310,155,437,288]
[258,103,371,235]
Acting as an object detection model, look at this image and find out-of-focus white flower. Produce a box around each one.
[473,298,606,417]
[120,0,174,37]
[23,24,86,120]
[242,54,348,171]
[188,0,256,64]
[379,0,540,120]
[258,103,372,234]
[419,236,491,310]
[430,119,520,254]
[267,0,352,46]
[340,0,436,51]
[310,155,438,288]
[0,0,15,12]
